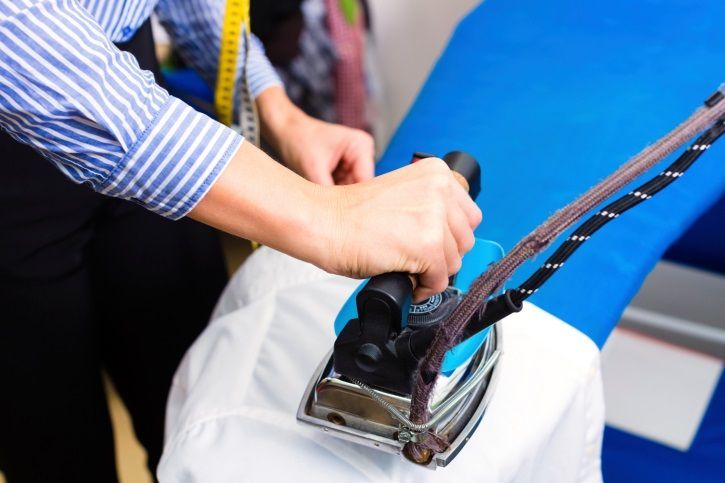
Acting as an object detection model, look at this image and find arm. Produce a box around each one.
[155,0,375,185]
[0,0,239,219]
[0,0,480,299]
[190,143,482,301]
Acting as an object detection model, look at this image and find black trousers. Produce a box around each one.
[0,21,228,482]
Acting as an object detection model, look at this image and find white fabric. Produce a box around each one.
[159,248,605,483]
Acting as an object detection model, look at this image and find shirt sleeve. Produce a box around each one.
[155,0,283,114]
[0,0,243,219]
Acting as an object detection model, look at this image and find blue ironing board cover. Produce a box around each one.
[376,0,725,348]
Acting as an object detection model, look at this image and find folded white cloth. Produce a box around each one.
[159,248,605,482]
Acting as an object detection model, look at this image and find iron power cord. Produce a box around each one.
[462,94,725,339]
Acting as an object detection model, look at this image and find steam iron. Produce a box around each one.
[297,152,512,468]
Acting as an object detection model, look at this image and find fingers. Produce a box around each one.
[309,164,335,186]
[324,154,482,304]
[413,166,478,301]
[350,135,375,183]
[415,225,461,302]
[332,160,357,185]
[352,154,375,183]
[286,121,373,186]
[443,225,463,275]
[414,245,449,302]
[447,197,475,255]
[413,193,472,302]
[451,178,483,229]
[340,131,375,184]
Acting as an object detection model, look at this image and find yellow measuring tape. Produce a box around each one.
[216,0,261,249]
[215,0,259,145]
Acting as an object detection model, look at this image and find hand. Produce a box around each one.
[190,144,481,302]
[320,157,482,301]
[276,115,375,185]
[257,87,375,185]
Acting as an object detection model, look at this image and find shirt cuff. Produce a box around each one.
[99,96,242,220]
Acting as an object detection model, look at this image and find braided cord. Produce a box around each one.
[515,120,725,300]
[404,88,725,460]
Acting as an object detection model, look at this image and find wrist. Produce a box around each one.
[282,180,337,269]
[257,86,308,153]
[307,184,348,274]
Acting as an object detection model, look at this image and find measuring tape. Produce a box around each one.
[215,0,259,146]
[216,0,261,249]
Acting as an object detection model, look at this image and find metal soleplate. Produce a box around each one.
[297,324,503,469]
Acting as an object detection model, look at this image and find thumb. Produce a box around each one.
[308,164,335,186]
[351,152,375,183]
[348,138,375,183]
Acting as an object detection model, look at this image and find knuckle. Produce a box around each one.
[433,175,451,193]
[355,129,371,143]
[428,157,449,171]
[472,205,483,225]
[420,157,449,175]
[427,202,446,222]
[463,230,475,252]
[428,174,450,195]
[419,230,444,252]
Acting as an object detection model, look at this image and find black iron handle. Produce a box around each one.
[355,151,482,334]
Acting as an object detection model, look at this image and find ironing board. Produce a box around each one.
[375,0,725,348]
[371,3,725,479]
[159,1,724,480]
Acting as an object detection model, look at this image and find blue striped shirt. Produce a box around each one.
[0,0,281,219]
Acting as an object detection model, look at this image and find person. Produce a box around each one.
[0,1,481,482]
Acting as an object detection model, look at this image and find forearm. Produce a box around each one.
[155,0,282,112]
[188,140,336,268]
[190,150,482,300]
[257,86,308,150]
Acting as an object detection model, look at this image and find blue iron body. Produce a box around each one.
[334,238,504,373]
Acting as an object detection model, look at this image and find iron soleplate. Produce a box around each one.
[296,324,503,469]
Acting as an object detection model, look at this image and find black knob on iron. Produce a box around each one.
[355,343,383,372]
[442,151,481,200]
